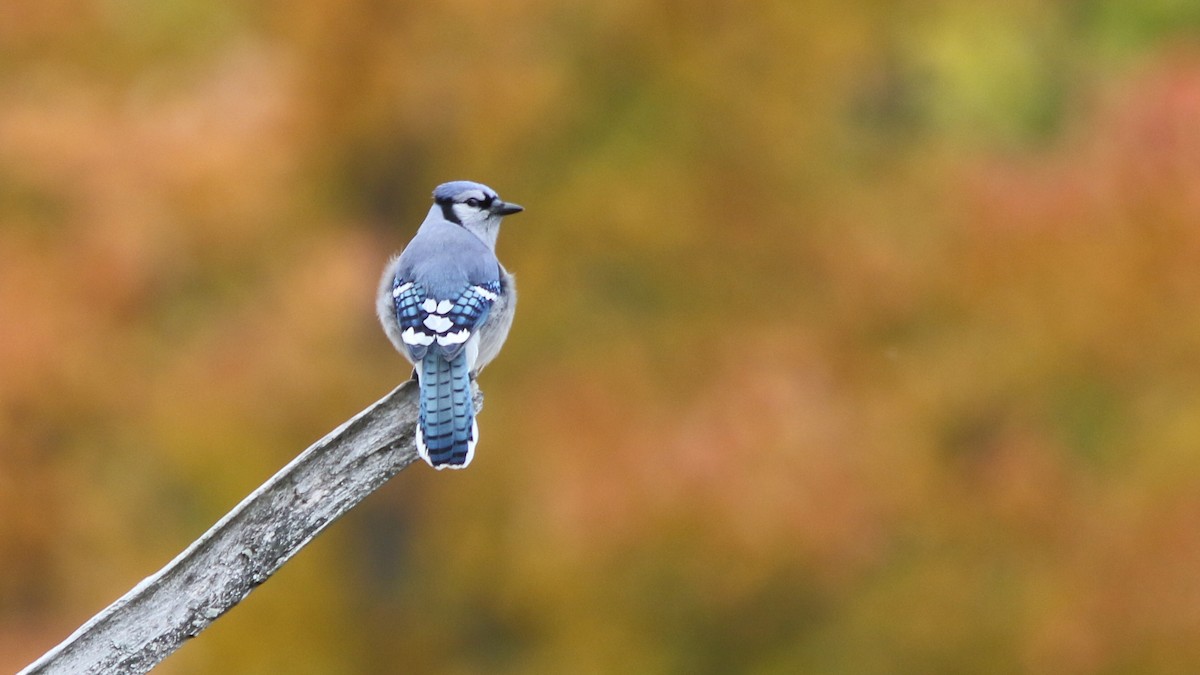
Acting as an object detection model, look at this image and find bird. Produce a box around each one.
[376,181,522,469]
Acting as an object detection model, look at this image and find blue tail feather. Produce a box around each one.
[417,352,475,469]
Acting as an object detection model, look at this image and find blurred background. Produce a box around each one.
[4,0,1200,672]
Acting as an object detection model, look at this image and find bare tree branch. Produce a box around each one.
[21,379,443,675]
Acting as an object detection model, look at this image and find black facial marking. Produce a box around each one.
[464,194,494,209]
[438,200,461,224]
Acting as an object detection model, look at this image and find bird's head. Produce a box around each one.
[432,181,523,246]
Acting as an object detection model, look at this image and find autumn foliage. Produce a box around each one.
[4,1,1200,672]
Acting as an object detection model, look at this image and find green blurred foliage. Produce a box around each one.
[3,0,1200,672]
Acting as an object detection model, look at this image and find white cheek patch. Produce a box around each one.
[393,282,414,298]
[436,329,471,346]
[402,327,434,346]
[423,315,453,333]
[473,285,499,302]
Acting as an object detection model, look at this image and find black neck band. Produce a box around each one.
[437,200,461,224]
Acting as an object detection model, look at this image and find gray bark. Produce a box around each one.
[20,379,445,674]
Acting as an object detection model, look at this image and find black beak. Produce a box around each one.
[491,200,524,216]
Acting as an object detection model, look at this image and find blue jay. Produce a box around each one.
[377,181,522,469]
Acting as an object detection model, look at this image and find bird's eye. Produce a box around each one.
[465,198,481,207]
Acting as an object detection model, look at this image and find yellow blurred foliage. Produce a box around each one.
[4,0,1200,672]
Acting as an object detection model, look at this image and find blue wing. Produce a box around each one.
[391,277,501,362]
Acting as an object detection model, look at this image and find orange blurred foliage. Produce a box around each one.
[4,1,1200,672]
